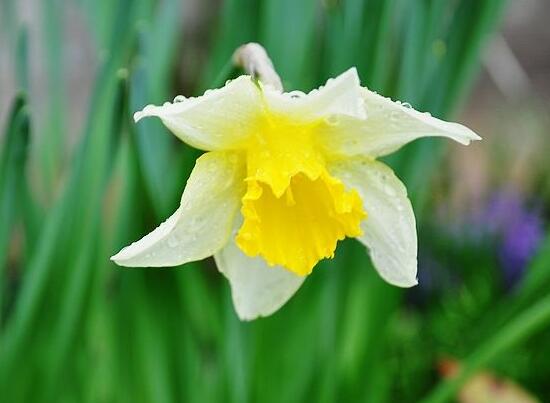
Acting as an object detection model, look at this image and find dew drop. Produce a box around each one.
[288,90,305,99]
[384,184,396,196]
[326,115,339,125]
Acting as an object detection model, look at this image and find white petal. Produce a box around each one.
[329,158,418,287]
[111,151,244,267]
[318,87,481,158]
[134,76,261,151]
[265,67,366,121]
[214,235,305,321]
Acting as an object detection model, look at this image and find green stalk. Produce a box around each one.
[441,0,507,116]
[0,99,29,324]
[368,0,394,91]
[259,0,318,89]
[41,71,128,398]
[199,0,259,92]
[516,235,550,304]
[37,0,66,198]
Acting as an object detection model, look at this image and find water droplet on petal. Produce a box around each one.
[389,111,400,122]
[384,184,396,196]
[326,115,339,125]
[287,90,305,99]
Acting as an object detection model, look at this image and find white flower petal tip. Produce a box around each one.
[318,88,482,159]
[133,106,158,123]
[110,253,129,266]
[367,90,483,148]
[383,278,418,288]
[264,66,365,122]
[330,158,418,288]
[109,210,182,267]
[330,67,366,120]
[131,76,261,151]
[111,151,244,268]
[369,251,418,288]
[109,252,143,267]
[215,238,305,321]
[404,109,483,146]
[110,250,142,267]
[310,67,365,120]
[447,123,482,145]
[324,67,361,91]
[384,269,418,288]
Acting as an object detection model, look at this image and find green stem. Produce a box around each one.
[422,293,550,403]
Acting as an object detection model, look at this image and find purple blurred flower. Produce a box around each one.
[416,189,545,299]
[485,190,545,287]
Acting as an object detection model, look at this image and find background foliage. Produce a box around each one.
[2,0,549,402]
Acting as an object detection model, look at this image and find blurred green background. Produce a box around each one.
[1,0,550,402]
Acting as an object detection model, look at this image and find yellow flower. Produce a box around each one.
[111,68,480,320]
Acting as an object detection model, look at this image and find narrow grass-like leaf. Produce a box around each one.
[200,0,259,92]
[366,0,395,91]
[37,0,66,198]
[394,0,426,104]
[222,302,250,403]
[0,0,139,393]
[0,97,29,323]
[442,0,507,116]
[422,292,550,403]
[259,0,318,90]
[130,60,184,220]
[41,71,128,398]
[15,26,29,92]
[130,0,188,219]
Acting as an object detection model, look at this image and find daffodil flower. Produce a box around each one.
[111,68,480,320]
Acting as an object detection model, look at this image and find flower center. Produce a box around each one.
[236,113,365,275]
